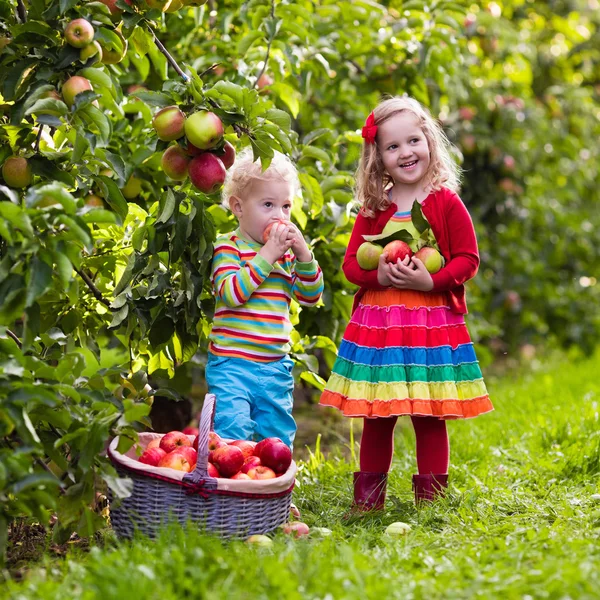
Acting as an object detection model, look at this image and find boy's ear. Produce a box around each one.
[229,195,243,218]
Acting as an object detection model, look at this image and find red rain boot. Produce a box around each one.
[412,474,448,504]
[345,471,388,517]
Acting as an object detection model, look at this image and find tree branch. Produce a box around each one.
[16,0,27,22]
[254,0,276,89]
[34,125,44,153]
[198,62,221,78]
[6,329,22,348]
[149,27,190,83]
[75,268,111,307]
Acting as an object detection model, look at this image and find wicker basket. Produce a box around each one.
[107,393,296,539]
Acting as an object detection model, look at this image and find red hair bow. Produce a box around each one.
[361,112,377,144]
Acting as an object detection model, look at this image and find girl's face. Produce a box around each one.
[378,111,430,189]
[229,178,293,244]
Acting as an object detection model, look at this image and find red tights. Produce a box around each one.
[359,416,449,474]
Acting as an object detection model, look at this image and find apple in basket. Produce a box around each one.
[260,442,292,474]
[138,447,166,467]
[210,445,244,477]
[241,456,262,474]
[160,431,192,453]
[229,440,257,460]
[246,465,277,480]
[182,425,199,436]
[231,472,251,480]
[254,437,283,459]
[207,462,220,478]
[173,446,198,469]
[158,451,194,472]
[146,438,161,450]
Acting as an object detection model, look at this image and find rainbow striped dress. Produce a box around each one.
[320,209,493,419]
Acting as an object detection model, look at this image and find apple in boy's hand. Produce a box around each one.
[262,220,289,244]
[414,247,443,274]
[210,446,244,477]
[260,442,292,474]
[254,437,283,459]
[138,447,166,466]
[159,430,192,453]
[229,440,257,460]
[356,242,383,270]
[384,240,413,263]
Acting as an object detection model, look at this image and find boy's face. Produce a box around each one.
[230,178,293,245]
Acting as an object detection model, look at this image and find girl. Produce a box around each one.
[320,96,493,510]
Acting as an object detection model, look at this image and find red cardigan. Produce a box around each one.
[343,187,479,315]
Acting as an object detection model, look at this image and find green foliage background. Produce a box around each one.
[0,0,598,561]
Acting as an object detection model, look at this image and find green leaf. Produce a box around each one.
[0,201,34,237]
[410,199,431,234]
[149,315,175,347]
[10,472,62,494]
[156,189,177,224]
[265,108,292,130]
[270,83,301,118]
[78,67,114,91]
[97,175,128,218]
[363,228,415,246]
[131,90,173,108]
[79,105,112,145]
[237,30,265,56]
[26,182,77,213]
[29,157,76,187]
[25,98,68,117]
[25,256,53,308]
[114,252,136,296]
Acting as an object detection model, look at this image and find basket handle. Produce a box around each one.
[184,393,218,486]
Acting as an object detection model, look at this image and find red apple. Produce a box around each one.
[254,437,283,459]
[281,521,310,538]
[189,153,226,194]
[161,145,190,181]
[159,430,192,453]
[229,440,257,460]
[62,76,93,108]
[182,426,199,436]
[186,141,203,157]
[153,106,186,142]
[138,447,166,466]
[85,194,105,208]
[413,246,443,274]
[193,435,199,451]
[97,0,132,16]
[262,220,289,244]
[458,107,476,121]
[158,450,193,472]
[208,431,222,450]
[2,157,32,189]
[241,456,262,474]
[173,446,197,469]
[231,472,251,480]
[383,240,413,263]
[208,440,228,463]
[146,438,161,450]
[210,445,244,478]
[260,442,292,474]
[184,111,224,150]
[247,465,277,480]
[207,462,220,478]
[64,19,94,48]
[215,141,236,170]
[256,73,274,90]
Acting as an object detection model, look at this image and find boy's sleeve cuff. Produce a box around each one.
[294,257,319,274]
[252,253,275,277]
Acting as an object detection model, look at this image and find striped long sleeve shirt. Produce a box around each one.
[208,229,324,362]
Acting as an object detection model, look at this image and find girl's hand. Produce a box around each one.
[287,222,312,262]
[376,252,393,286]
[388,256,434,291]
[260,222,295,264]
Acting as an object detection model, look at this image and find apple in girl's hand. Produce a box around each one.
[146,438,161,450]
[246,465,277,480]
[207,462,220,478]
[182,426,199,436]
[210,446,244,477]
[173,447,197,469]
[231,472,252,480]
[138,447,166,466]
[160,431,192,453]
[260,442,292,474]
[254,437,283,459]
[281,521,310,538]
[356,242,383,270]
[241,456,262,474]
[262,220,289,244]
[384,240,413,263]
[229,440,257,460]
[158,451,193,472]
[414,247,443,274]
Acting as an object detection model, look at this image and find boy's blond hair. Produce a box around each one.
[223,149,300,208]
[356,96,461,218]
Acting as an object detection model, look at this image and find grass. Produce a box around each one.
[3,350,600,599]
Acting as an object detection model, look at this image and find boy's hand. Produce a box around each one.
[388,256,434,291]
[286,222,312,262]
[259,222,295,264]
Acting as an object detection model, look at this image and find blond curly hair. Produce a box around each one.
[356,96,461,218]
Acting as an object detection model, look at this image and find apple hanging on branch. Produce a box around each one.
[2,156,32,189]
[64,19,95,49]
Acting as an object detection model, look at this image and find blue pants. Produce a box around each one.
[205,353,296,448]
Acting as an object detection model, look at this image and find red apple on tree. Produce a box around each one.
[260,442,292,474]
[384,240,413,263]
[161,145,190,181]
[184,111,224,150]
[159,430,192,453]
[138,447,166,466]
[62,76,93,107]
[189,153,226,194]
[153,106,186,142]
[214,141,236,169]
[64,19,94,48]
[210,445,244,478]
[256,73,274,90]
[2,157,32,188]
